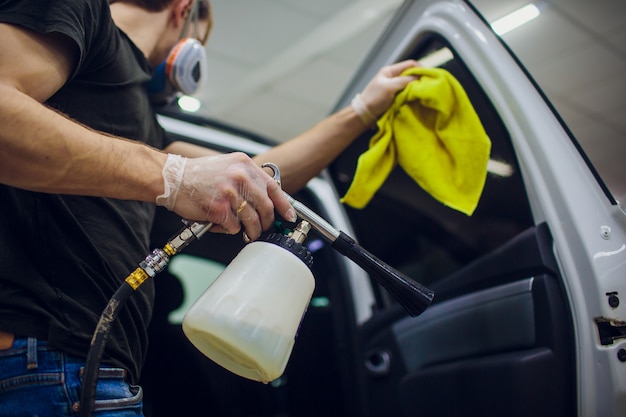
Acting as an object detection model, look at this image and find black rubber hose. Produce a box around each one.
[79,283,135,417]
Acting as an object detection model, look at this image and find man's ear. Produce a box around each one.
[172,0,194,28]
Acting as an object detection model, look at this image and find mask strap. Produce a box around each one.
[180,0,199,41]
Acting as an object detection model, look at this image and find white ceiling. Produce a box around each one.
[193,0,626,202]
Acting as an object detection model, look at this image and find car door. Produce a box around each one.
[327,1,626,417]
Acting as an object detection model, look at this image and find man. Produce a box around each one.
[0,0,417,414]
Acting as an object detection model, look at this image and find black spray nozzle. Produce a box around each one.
[331,231,434,316]
[283,193,434,317]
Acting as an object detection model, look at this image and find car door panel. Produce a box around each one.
[359,224,575,417]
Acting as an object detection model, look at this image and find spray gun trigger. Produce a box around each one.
[261,162,281,187]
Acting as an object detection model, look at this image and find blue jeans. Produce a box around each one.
[0,337,143,416]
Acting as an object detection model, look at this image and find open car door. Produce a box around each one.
[327,1,626,416]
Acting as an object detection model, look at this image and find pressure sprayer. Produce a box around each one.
[78,163,434,417]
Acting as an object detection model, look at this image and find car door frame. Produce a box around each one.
[329,0,626,416]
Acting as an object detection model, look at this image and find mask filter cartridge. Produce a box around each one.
[146,38,207,104]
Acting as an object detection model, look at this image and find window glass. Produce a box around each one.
[330,35,534,293]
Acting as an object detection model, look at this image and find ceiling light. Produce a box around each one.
[178,95,201,113]
[419,47,454,68]
[491,4,540,36]
[487,159,514,177]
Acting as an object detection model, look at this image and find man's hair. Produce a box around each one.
[109,0,210,19]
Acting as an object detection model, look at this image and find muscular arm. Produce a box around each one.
[165,105,365,194]
[165,60,420,195]
[0,23,294,237]
[0,24,166,201]
[251,106,366,194]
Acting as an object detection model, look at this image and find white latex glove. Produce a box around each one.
[353,59,421,125]
[156,153,296,240]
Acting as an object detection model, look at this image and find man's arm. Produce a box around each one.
[0,24,294,239]
[165,60,420,194]
[0,24,167,201]
[256,60,420,194]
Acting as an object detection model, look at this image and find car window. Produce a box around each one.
[330,34,535,295]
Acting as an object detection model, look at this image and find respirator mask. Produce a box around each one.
[146,0,208,105]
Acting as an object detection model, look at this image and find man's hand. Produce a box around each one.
[157,152,296,240]
[358,59,421,120]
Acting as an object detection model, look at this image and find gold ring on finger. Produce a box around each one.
[236,200,248,214]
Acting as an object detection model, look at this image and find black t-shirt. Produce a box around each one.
[0,0,165,383]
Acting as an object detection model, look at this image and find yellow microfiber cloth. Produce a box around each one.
[341,67,492,216]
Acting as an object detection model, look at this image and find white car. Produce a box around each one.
[141,1,626,416]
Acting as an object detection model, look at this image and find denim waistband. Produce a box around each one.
[0,337,142,416]
[0,336,46,367]
[1,337,128,379]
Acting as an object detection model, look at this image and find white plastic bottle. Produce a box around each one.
[182,226,314,383]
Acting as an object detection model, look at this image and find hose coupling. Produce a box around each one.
[140,248,170,278]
